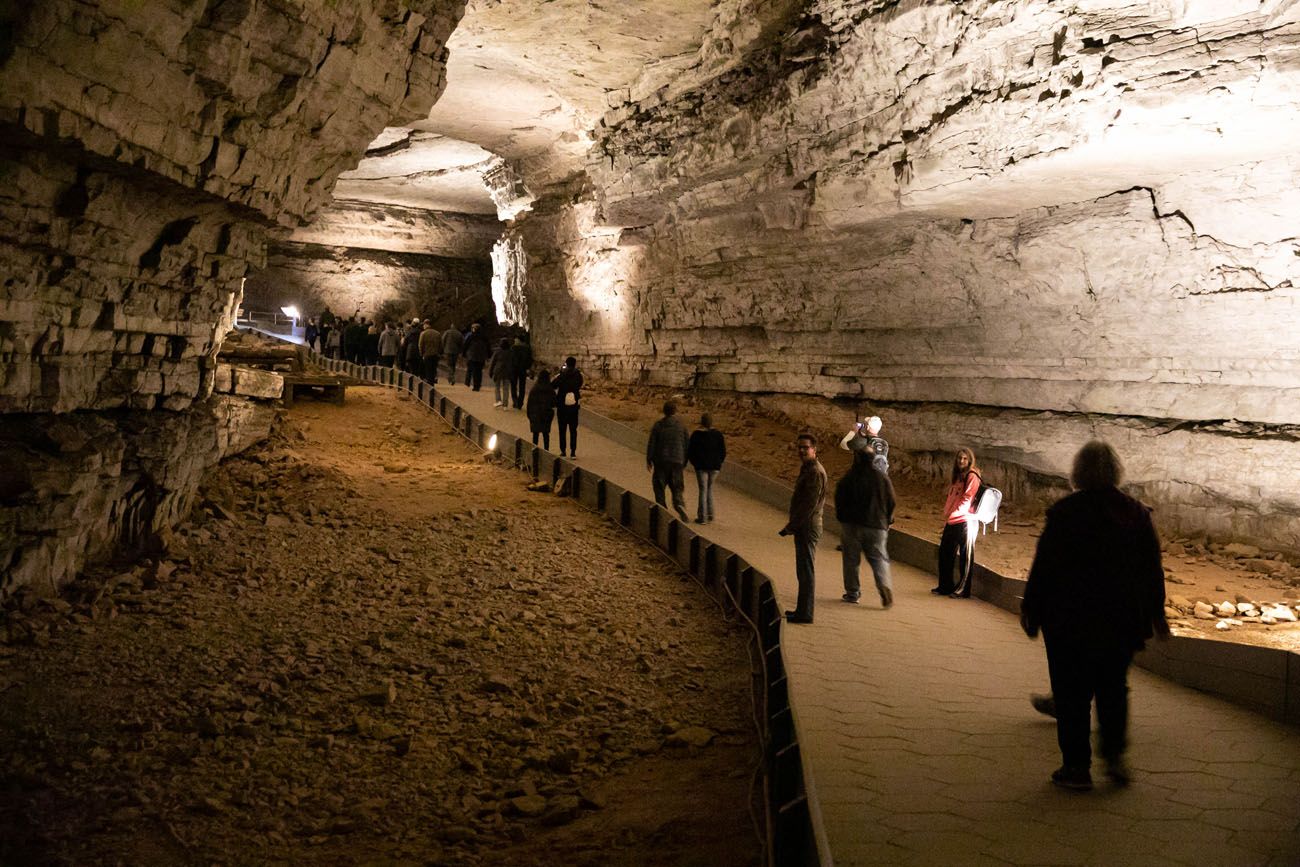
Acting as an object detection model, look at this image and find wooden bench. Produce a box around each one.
[281,373,347,406]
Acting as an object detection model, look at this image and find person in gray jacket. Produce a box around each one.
[441,323,464,383]
[646,401,691,522]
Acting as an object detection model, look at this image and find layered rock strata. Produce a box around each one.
[0,394,277,599]
[0,0,466,596]
[514,1,1300,553]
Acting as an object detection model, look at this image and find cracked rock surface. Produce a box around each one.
[0,388,760,866]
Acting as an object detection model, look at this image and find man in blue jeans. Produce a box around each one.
[835,449,896,609]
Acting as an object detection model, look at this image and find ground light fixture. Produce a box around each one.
[487,433,498,452]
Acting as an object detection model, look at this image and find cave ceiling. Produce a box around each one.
[333,0,725,219]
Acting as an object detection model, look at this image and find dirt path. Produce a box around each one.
[0,388,762,866]
[581,381,1300,653]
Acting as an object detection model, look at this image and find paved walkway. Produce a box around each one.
[422,380,1300,866]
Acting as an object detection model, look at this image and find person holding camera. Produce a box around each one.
[839,415,889,474]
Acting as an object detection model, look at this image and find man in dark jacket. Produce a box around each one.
[780,434,827,625]
[508,336,533,409]
[646,401,691,522]
[462,323,489,391]
[835,451,896,608]
[686,413,726,523]
[418,321,441,384]
[441,323,464,382]
[552,357,583,458]
[1020,440,1169,791]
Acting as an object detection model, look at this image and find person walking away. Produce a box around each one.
[552,356,583,458]
[779,434,826,624]
[418,320,441,384]
[377,322,400,368]
[646,401,691,522]
[839,415,889,473]
[934,447,981,598]
[489,338,514,407]
[1020,440,1169,791]
[463,323,489,391]
[363,323,380,366]
[509,336,533,409]
[324,324,340,359]
[835,450,896,608]
[687,413,726,523]
[401,321,421,373]
[441,323,464,383]
[526,369,556,450]
[305,317,319,352]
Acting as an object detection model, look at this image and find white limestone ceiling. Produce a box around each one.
[329,0,723,218]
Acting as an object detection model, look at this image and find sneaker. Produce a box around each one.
[880,588,894,609]
[1050,766,1093,791]
[841,593,860,604]
[783,610,813,624]
[1105,759,1132,787]
[1030,694,1057,719]
[930,587,947,595]
[493,401,503,407]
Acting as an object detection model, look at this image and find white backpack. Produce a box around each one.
[974,483,1002,534]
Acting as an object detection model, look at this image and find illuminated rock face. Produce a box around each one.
[515,0,1300,551]
[0,1,465,595]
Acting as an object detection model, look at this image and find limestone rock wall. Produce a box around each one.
[0,0,465,596]
[243,240,494,327]
[0,394,277,598]
[519,0,1300,552]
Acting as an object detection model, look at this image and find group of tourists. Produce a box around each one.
[778,421,1168,790]
[645,402,728,525]
[305,306,1166,790]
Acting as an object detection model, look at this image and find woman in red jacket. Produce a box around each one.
[933,447,981,598]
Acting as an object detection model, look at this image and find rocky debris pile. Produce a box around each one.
[1167,593,1300,633]
[218,330,305,373]
[0,421,760,865]
[1163,539,1300,587]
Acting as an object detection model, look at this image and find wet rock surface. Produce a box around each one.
[0,389,760,866]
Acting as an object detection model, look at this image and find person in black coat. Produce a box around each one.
[462,323,490,391]
[686,413,726,524]
[551,357,583,458]
[525,369,556,450]
[834,451,896,608]
[508,336,533,409]
[1020,440,1169,791]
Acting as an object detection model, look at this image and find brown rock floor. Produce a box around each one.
[0,388,762,866]
[581,382,1300,652]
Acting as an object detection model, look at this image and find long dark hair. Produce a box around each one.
[950,447,978,484]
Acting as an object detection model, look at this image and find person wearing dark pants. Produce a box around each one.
[779,433,826,625]
[509,336,533,409]
[418,320,441,384]
[934,447,981,597]
[835,451,896,608]
[462,323,489,391]
[647,401,690,522]
[552,356,583,458]
[441,324,463,384]
[526,370,555,451]
[1020,440,1169,791]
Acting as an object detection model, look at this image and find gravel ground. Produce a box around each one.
[0,388,762,866]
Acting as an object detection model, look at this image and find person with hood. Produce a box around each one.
[934,447,981,598]
[551,357,584,458]
[489,338,515,407]
[509,336,534,409]
[646,401,691,522]
[463,323,490,391]
[441,323,464,383]
[525,369,556,450]
[1020,440,1169,791]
